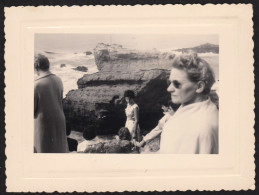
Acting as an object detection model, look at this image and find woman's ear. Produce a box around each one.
[196,81,205,94]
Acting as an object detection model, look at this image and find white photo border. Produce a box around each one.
[5,5,254,192]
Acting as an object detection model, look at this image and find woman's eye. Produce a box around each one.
[173,80,181,89]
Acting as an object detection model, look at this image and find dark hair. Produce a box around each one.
[171,53,215,95]
[83,125,96,140]
[34,54,50,71]
[160,100,170,107]
[118,127,131,141]
[124,90,135,99]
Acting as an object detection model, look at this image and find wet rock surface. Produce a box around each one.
[73,66,88,72]
[85,51,93,55]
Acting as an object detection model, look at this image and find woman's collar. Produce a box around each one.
[179,96,210,110]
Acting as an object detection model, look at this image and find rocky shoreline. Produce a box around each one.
[63,43,176,136]
[63,43,219,153]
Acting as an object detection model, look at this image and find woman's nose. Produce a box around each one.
[167,83,175,92]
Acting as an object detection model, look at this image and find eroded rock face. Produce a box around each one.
[63,69,171,134]
[64,44,176,135]
[63,43,218,138]
[93,43,175,71]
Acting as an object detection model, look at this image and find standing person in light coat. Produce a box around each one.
[34,54,68,153]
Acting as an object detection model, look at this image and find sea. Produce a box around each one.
[35,50,219,97]
[35,50,99,96]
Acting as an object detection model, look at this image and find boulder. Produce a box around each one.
[93,43,176,71]
[85,51,92,55]
[73,66,88,72]
[63,69,172,135]
[60,64,66,68]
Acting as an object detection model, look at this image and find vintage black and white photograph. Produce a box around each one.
[34,34,219,154]
[5,5,254,192]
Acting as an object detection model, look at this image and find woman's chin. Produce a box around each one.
[171,97,180,104]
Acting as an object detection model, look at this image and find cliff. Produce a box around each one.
[63,69,171,135]
[174,43,219,54]
[93,43,175,71]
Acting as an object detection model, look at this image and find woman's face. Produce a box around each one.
[167,68,198,106]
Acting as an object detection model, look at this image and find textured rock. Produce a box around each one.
[73,66,88,72]
[83,140,133,153]
[140,136,160,153]
[93,43,175,71]
[85,51,92,55]
[63,69,172,134]
[63,43,218,138]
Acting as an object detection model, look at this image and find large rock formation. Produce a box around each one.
[93,43,175,71]
[63,43,218,140]
[63,69,171,135]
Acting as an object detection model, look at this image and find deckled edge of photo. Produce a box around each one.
[5,5,255,192]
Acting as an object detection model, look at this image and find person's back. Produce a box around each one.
[34,74,64,119]
[34,54,68,153]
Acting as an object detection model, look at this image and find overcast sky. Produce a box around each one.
[35,34,218,53]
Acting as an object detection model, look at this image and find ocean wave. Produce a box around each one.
[51,63,98,96]
[36,51,98,96]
